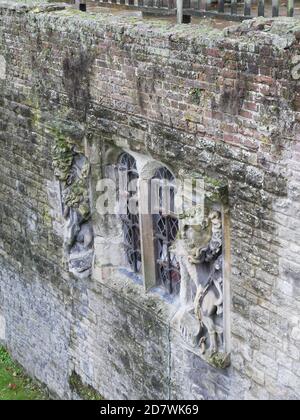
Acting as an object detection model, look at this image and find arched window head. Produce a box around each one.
[152,167,181,295]
[118,152,137,173]
[117,152,142,274]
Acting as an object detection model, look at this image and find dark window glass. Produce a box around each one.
[152,167,181,295]
[118,153,142,274]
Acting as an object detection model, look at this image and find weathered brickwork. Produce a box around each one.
[0,2,300,399]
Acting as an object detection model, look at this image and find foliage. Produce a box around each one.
[69,371,104,401]
[52,133,74,183]
[208,352,231,370]
[0,347,49,400]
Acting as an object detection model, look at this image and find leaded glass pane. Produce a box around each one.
[118,153,142,274]
[152,167,181,295]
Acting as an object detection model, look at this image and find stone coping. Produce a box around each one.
[0,1,300,50]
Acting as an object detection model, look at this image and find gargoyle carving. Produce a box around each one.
[53,137,94,279]
[173,210,225,360]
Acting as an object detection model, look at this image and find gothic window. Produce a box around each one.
[152,167,181,295]
[117,153,142,274]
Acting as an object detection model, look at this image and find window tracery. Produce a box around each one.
[117,153,142,274]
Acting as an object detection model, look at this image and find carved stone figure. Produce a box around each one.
[194,255,223,355]
[53,136,94,279]
[63,206,94,279]
[173,210,225,359]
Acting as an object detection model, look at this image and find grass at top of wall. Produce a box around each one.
[0,347,49,400]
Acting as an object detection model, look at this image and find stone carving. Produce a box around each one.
[0,55,6,80]
[194,255,223,355]
[173,210,228,367]
[53,134,94,279]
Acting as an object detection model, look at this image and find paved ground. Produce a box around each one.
[85,1,300,21]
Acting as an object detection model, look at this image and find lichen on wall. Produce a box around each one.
[0,1,300,401]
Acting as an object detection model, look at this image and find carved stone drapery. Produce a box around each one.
[52,133,94,279]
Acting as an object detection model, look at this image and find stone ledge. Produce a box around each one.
[1,1,300,50]
[0,0,67,13]
[225,16,300,49]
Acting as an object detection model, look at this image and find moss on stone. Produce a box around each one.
[52,131,74,183]
[69,371,104,401]
[207,352,230,369]
[64,177,90,219]
[204,176,229,205]
[51,126,91,219]
[42,206,52,227]
[32,108,41,129]
[189,88,202,106]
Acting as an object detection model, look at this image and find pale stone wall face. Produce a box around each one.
[0,2,300,400]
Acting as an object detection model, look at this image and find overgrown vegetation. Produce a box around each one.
[208,352,231,370]
[69,371,104,400]
[0,347,49,400]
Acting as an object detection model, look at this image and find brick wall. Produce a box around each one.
[0,2,300,399]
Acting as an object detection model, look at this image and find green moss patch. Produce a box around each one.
[207,352,230,370]
[189,88,203,106]
[52,132,74,183]
[69,371,104,401]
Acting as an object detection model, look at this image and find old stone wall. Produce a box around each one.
[0,2,300,399]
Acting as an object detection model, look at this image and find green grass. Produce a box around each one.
[0,347,49,400]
